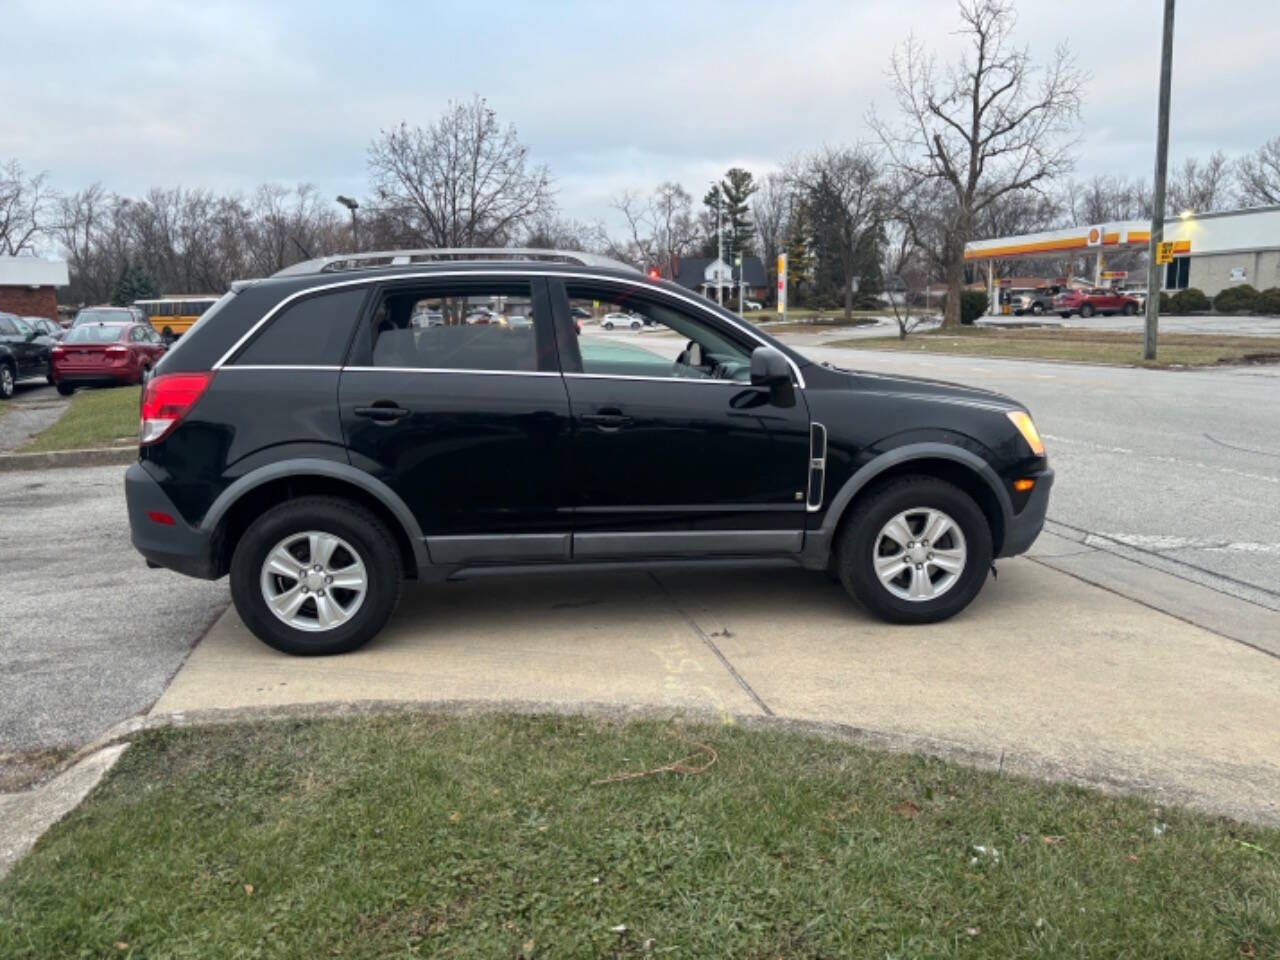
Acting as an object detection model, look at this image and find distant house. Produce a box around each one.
[0,256,69,323]
[671,255,769,302]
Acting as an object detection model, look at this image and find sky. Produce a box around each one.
[3,0,1277,233]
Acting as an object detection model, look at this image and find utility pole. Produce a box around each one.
[713,184,724,306]
[1144,0,1175,361]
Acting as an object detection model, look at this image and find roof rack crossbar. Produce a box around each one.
[271,248,639,278]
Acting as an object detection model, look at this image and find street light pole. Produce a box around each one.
[713,183,724,306]
[1144,0,1175,362]
[336,195,360,251]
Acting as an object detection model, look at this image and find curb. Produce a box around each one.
[0,447,136,472]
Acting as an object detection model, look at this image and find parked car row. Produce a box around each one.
[0,309,169,400]
[1008,287,1141,318]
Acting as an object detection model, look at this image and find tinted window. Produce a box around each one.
[564,283,753,382]
[66,324,129,343]
[10,316,32,336]
[0,316,18,336]
[74,308,129,326]
[235,288,366,366]
[369,282,539,372]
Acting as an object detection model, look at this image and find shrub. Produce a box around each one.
[1213,284,1260,314]
[1252,287,1280,315]
[1168,288,1211,314]
[945,289,990,325]
[1158,292,1171,313]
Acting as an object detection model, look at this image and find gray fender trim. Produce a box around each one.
[802,443,1013,567]
[202,458,430,572]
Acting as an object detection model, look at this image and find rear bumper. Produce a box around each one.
[998,468,1053,557]
[125,462,220,579]
[53,368,138,386]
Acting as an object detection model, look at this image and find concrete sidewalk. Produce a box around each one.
[152,556,1280,825]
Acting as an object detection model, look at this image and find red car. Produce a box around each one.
[50,321,167,395]
[1052,288,1140,318]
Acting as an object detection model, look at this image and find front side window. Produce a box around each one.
[369,282,539,372]
[565,283,753,382]
[0,316,18,336]
[9,316,33,336]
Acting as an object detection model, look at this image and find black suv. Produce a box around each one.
[125,250,1052,655]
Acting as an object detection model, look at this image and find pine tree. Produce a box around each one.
[111,260,159,307]
[785,203,815,304]
[720,167,757,261]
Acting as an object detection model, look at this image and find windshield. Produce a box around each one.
[73,308,130,326]
[10,316,33,335]
[65,324,129,343]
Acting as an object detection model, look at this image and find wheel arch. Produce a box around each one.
[203,459,427,579]
[806,444,1012,567]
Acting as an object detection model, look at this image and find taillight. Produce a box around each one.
[51,345,64,356]
[140,372,213,445]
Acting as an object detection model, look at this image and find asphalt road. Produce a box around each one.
[782,335,1280,614]
[0,466,228,753]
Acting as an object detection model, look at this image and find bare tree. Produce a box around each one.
[881,214,937,339]
[751,172,791,292]
[1167,151,1232,215]
[871,0,1084,327]
[519,213,607,252]
[0,159,57,255]
[607,182,698,273]
[796,145,884,320]
[368,97,553,248]
[1236,136,1280,207]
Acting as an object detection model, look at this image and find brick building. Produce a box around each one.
[0,256,70,322]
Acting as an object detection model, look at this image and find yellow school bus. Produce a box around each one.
[133,296,219,341]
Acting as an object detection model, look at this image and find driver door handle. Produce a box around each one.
[581,408,633,431]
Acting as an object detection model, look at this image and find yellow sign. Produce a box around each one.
[1155,242,1176,265]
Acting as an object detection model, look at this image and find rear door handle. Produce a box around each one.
[354,403,410,422]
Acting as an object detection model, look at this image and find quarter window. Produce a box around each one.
[368,282,539,372]
[564,283,754,382]
[235,288,366,366]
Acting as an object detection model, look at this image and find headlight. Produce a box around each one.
[1007,410,1045,457]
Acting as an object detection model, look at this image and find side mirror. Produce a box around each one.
[750,346,795,407]
[25,329,38,342]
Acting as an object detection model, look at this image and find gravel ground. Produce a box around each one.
[0,382,66,453]
[0,465,227,754]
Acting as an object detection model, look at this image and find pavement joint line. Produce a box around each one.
[647,571,775,717]
[1046,517,1280,609]
[1025,555,1280,663]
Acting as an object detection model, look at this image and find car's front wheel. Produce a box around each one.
[55,381,75,397]
[1080,304,1095,318]
[836,476,993,624]
[1031,302,1044,315]
[230,496,403,655]
[0,363,14,400]
[1123,302,1137,316]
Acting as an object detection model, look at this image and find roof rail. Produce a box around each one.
[271,248,639,278]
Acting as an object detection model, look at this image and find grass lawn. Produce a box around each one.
[2,715,1276,958]
[19,385,139,452]
[829,327,1280,368]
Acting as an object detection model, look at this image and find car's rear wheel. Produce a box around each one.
[1031,302,1044,315]
[631,321,641,330]
[1059,312,1071,319]
[55,382,75,396]
[604,321,614,330]
[1123,302,1137,316]
[836,476,993,624]
[1080,304,1095,318]
[230,496,403,655]
[0,363,13,400]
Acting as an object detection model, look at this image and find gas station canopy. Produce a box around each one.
[964,222,1189,264]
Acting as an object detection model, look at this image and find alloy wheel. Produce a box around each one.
[872,507,967,602]
[259,530,368,632]
[0,366,13,398]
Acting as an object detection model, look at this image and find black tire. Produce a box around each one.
[1080,304,1095,318]
[1122,302,1137,316]
[835,475,993,625]
[55,381,75,397]
[604,321,614,330]
[1058,312,1071,319]
[229,496,403,655]
[0,362,14,400]
[1031,302,1044,315]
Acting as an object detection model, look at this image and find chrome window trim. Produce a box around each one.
[220,364,343,371]
[212,269,807,388]
[342,366,560,377]
[564,372,743,386]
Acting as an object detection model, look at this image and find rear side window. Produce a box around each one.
[367,281,542,372]
[234,289,366,366]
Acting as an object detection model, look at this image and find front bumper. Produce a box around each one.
[125,462,220,579]
[998,468,1053,557]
